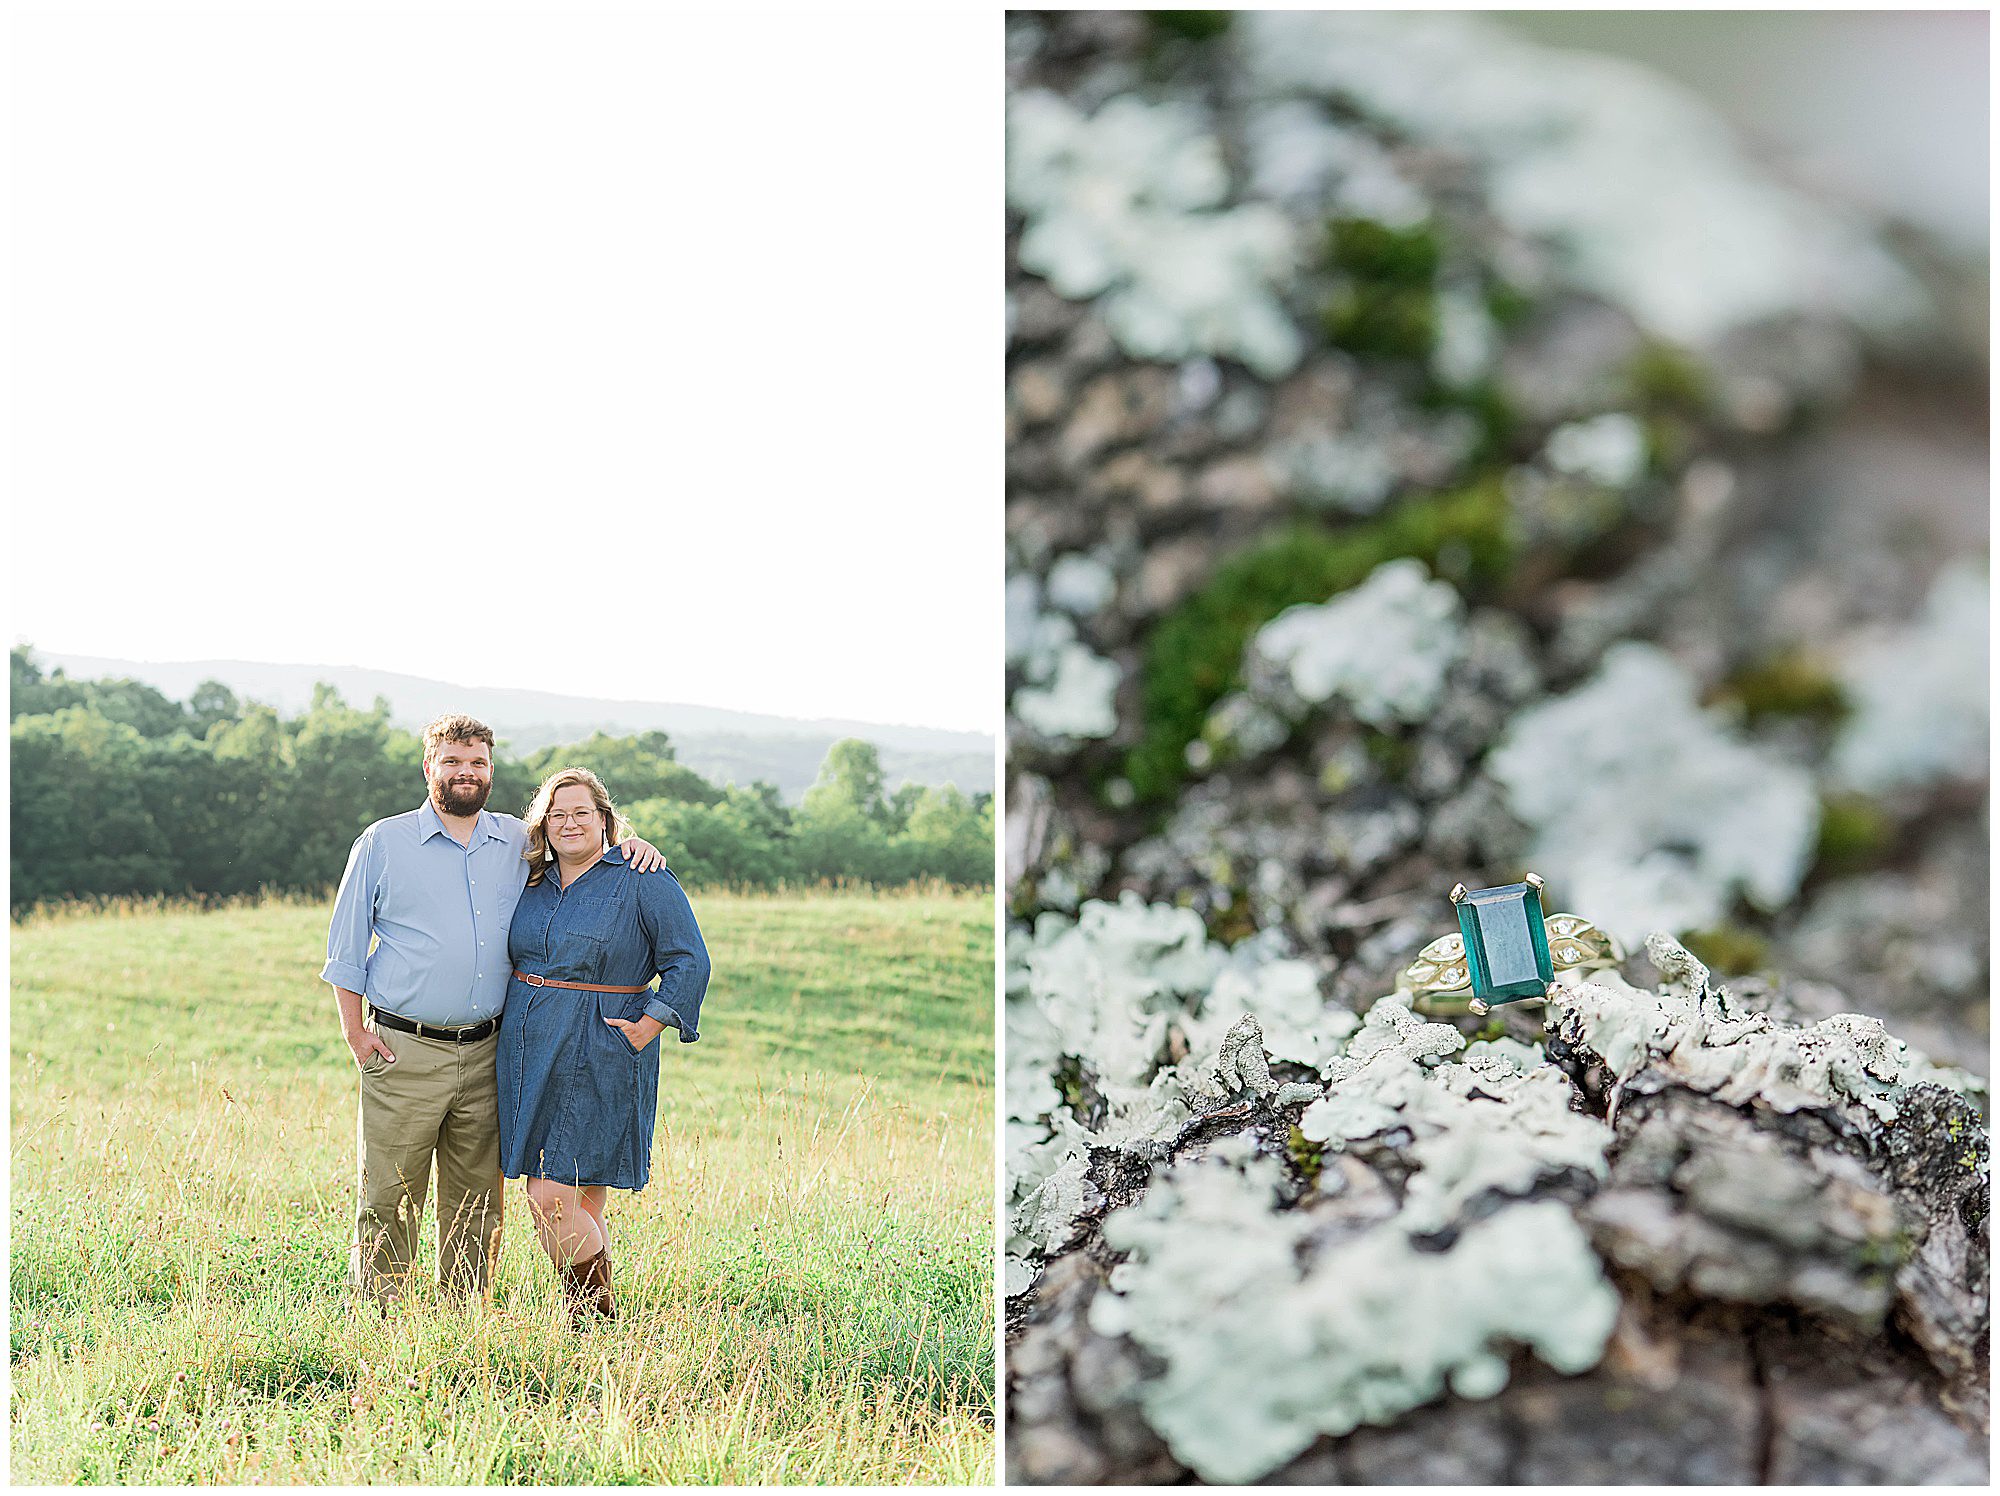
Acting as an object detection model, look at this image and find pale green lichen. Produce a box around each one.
[1012,909,1981,1474]
[1006,897,1348,1292]
[1320,993,1468,1077]
[1008,90,1304,376]
[1486,642,1821,943]
[1550,934,1980,1124]
[1304,998,1613,1233]
[1243,98,1428,226]
[1016,895,1219,1090]
[1244,558,1465,726]
[1012,633,1122,741]
[1191,935,1358,1067]
[1089,1149,1618,1483]
[1044,552,1119,617]
[1039,980,1618,1480]
[1544,411,1648,486]
[1010,1150,1100,1259]
[1187,1014,1326,1115]
[1009,561,1127,744]
[1238,11,1924,346]
[1829,560,1988,794]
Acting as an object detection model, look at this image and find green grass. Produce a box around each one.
[10,890,994,1483]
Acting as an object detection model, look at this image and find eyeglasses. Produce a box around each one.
[545,809,600,827]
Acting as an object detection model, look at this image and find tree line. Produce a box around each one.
[10,648,992,909]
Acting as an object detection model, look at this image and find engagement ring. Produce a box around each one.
[1395,873,1622,1016]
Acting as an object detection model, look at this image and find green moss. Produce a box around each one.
[1677,925,1770,977]
[1713,649,1852,726]
[1322,288,1436,361]
[1321,218,1443,360]
[1641,414,1692,474]
[1316,755,1358,796]
[1208,893,1261,948]
[1053,1056,1089,1114]
[1814,793,1896,879]
[1854,1229,1916,1271]
[1285,1124,1325,1184]
[1124,481,1517,803]
[1319,219,1532,459]
[1533,480,1627,545]
[1363,730,1416,784]
[1625,340,1713,414]
[1483,278,1535,331]
[1620,343,1714,475]
[1419,378,1519,466]
[1146,10,1232,42]
[1326,217,1443,284]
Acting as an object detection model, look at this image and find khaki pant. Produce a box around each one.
[351,1016,503,1306]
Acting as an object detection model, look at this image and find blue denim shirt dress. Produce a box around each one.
[497,850,710,1190]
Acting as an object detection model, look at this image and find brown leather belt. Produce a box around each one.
[512,969,652,994]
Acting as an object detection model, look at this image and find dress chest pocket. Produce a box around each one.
[554,894,625,982]
[566,884,629,947]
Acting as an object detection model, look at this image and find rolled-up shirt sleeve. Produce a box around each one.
[635,869,710,1042]
[321,829,379,994]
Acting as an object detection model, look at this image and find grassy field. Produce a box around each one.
[10,889,995,1483]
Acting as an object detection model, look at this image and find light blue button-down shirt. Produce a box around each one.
[321,799,532,1026]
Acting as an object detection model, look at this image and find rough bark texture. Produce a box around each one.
[1006,994,1987,1484]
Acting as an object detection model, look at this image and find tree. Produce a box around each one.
[735,780,794,844]
[884,781,927,835]
[187,680,241,737]
[898,784,992,884]
[284,687,410,888]
[10,708,176,904]
[623,789,789,888]
[207,704,296,892]
[802,738,889,824]
[140,732,263,895]
[10,647,88,721]
[81,678,189,739]
[521,730,720,810]
[8,664,985,901]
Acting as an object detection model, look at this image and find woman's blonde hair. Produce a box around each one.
[521,766,631,885]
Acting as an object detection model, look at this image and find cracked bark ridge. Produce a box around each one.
[1008,991,1988,1484]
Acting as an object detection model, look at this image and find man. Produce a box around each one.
[323,713,665,1306]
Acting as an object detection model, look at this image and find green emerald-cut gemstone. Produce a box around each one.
[1455,881,1552,1005]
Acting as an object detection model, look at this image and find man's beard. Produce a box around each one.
[432,775,491,816]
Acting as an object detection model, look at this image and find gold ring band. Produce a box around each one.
[1395,912,1623,1016]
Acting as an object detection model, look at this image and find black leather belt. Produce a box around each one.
[369,1007,499,1044]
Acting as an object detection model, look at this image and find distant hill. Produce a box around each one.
[30,653,993,804]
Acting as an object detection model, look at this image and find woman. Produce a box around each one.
[497,765,710,1324]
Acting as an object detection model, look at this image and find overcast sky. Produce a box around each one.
[10,4,997,735]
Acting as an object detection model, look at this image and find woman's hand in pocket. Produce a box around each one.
[605,1015,666,1052]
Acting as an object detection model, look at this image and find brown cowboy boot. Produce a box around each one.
[583,1247,617,1321]
[559,1248,616,1325]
